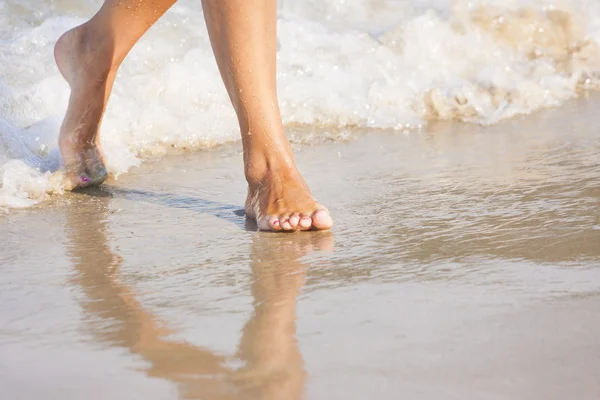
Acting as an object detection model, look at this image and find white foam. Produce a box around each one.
[2,0,600,209]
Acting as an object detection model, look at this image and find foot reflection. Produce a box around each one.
[65,195,333,399]
[233,232,333,399]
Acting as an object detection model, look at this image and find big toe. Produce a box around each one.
[311,209,333,230]
[84,149,108,186]
[86,162,108,186]
[63,169,92,191]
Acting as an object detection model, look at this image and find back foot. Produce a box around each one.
[54,25,113,190]
[62,147,108,191]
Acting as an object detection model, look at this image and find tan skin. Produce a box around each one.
[55,0,333,231]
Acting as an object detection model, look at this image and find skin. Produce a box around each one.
[54,0,333,231]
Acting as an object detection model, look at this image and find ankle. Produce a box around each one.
[244,149,296,187]
[59,129,99,149]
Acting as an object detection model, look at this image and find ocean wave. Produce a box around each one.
[2,0,600,209]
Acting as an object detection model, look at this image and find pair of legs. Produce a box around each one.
[55,0,332,231]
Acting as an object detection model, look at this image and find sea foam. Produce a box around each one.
[1,0,600,209]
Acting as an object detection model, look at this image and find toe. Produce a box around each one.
[280,216,293,231]
[311,209,333,230]
[64,170,91,191]
[299,215,312,230]
[258,216,282,231]
[288,214,300,229]
[268,217,282,231]
[84,150,108,186]
[79,173,92,186]
[89,168,108,186]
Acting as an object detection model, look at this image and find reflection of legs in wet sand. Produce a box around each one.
[65,197,229,399]
[65,196,333,399]
[234,234,333,400]
[55,0,333,232]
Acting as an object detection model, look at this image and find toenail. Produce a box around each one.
[80,175,90,183]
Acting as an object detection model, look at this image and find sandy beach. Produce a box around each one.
[1,93,599,399]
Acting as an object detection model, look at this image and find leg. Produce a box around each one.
[202,0,333,231]
[55,0,176,189]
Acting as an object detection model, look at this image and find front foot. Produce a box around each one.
[245,166,333,232]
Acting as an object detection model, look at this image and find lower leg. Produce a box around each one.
[201,0,333,231]
[55,0,175,189]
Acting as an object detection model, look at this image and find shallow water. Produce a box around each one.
[1,94,599,399]
[3,0,600,207]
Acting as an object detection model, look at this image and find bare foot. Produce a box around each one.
[54,25,112,190]
[244,154,333,232]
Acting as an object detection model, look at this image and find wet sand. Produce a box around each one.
[1,95,600,400]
